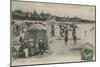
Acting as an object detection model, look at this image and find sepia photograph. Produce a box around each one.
[11,1,96,66]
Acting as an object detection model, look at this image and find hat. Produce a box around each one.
[28,39,34,42]
[22,28,27,32]
[40,40,43,42]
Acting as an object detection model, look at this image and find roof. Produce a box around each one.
[27,24,46,31]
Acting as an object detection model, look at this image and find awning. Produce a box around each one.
[27,24,46,31]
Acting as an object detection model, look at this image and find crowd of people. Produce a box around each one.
[18,39,46,58]
[59,23,78,45]
[11,20,95,58]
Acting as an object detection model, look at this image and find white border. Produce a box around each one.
[0,0,98,67]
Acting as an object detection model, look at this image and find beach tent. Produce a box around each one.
[24,24,49,50]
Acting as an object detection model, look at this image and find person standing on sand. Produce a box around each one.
[84,30,87,36]
[18,40,28,58]
[65,29,68,46]
[27,39,36,57]
[73,34,77,45]
[72,25,77,45]
[90,26,94,32]
[51,25,55,37]
[23,47,29,58]
[38,40,46,55]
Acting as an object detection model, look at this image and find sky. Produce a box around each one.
[12,1,95,20]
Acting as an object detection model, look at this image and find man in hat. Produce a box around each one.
[28,39,36,56]
[38,40,45,55]
[60,25,65,37]
[18,40,28,58]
